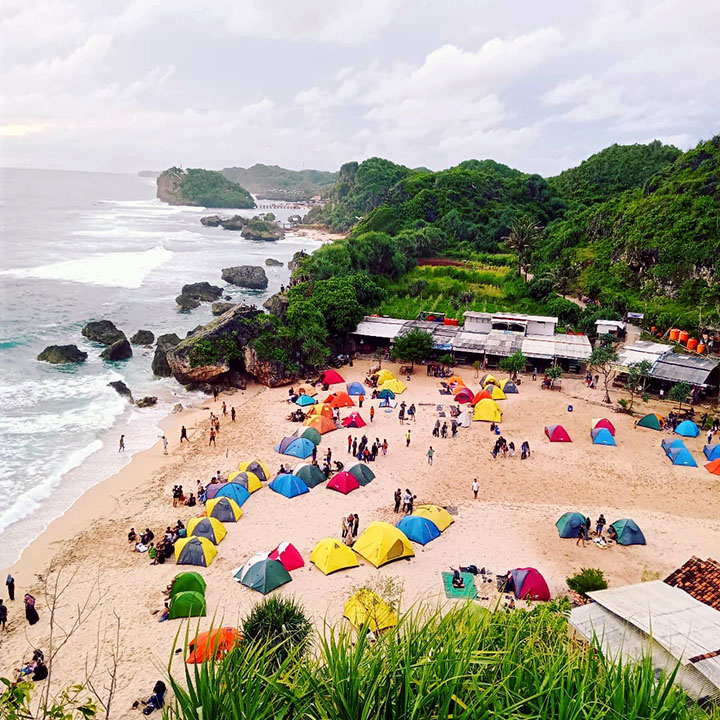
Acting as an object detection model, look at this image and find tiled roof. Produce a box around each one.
[665,556,720,611]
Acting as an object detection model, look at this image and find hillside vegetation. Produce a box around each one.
[221,163,337,201]
[157,167,255,208]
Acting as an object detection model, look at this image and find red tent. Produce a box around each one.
[327,471,360,495]
[454,387,475,404]
[341,411,366,428]
[269,541,305,571]
[545,424,572,442]
[320,369,345,385]
[325,392,355,408]
[471,389,492,404]
[186,627,241,664]
[510,567,550,601]
[593,418,616,436]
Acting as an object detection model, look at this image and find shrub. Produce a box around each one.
[567,567,608,598]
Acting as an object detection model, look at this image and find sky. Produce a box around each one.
[1,0,719,176]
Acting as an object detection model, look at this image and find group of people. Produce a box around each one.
[432,418,457,439]
[397,401,415,424]
[347,434,387,463]
[489,433,530,460]
[576,514,616,547]
[584,372,600,389]
[129,520,186,565]
[171,484,196,507]
[341,513,360,545]
[426,363,450,378]
[393,488,417,514]
[16,648,47,682]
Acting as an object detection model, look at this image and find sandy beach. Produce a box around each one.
[1,359,719,711]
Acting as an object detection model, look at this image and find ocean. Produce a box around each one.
[0,167,320,568]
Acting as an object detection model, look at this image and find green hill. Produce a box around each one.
[221,163,337,201]
[156,167,255,208]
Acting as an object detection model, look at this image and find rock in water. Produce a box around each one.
[218,215,247,231]
[175,294,201,311]
[212,301,237,316]
[265,258,283,266]
[176,281,223,310]
[130,329,155,345]
[136,396,157,408]
[200,215,223,227]
[82,320,126,345]
[100,338,133,361]
[221,266,268,289]
[172,403,184,413]
[37,344,88,364]
[152,333,181,376]
[107,380,134,402]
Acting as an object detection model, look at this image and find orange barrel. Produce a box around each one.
[651,326,656,334]
[678,330,689,344]
[697,343,706,354]
[669,328,680,341]
[687,337,698,351]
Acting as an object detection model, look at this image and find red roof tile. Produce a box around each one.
[664,556,720,611]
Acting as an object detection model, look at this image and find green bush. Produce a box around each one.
[567,567,609,598]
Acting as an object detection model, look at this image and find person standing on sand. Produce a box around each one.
[394,488,401,513]
[472,478,479,499]
[352,438,358,456]
[180,426,188,443]
[370,406,375,423]
[427,446,435,465]
[406,430,411,447]
[382,439,388,455]
[576,525,586,548]
[352,514,359,539]
[160,435,168,455]
[231,407,236,422]
[6,574,15,601]
[312,444,317,462]
[0,599,6,630]
[209,428,216,447]
[119,434,125,452]
[213,387,219,401]
[222,401,227,416]
[359,393,364,408]
[347,435,352,453]
[596,514,606,536]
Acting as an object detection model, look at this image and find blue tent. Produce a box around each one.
[667,446,697,467]
[395,516,440,545]
[555,512,587,539]
[274,436,314,459]
[215,482,251,507]
[704,444,720,461]
[591,427,616,446]
[346,382,365,396]
[269,473,309,498]
[295,394,316,407]
[675,420,699,438]
[378,388,395,399]
[662,438,686,454]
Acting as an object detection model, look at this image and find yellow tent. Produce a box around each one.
[304,415,336,434]
[227,470,262,493]
[412,504,454,531]
[379,378,407,395]
[375,369,395,385]
[187,516,227,544]
[174,536,217,567]
[206,497,242,522]
[307,403,334,419]
[310,538,359,575]
[472,398,502,423]
[344,589,398,633]
[238,459,270,482]
[481,373,500,387]
[353,522,414,568]
[489,385,506,401]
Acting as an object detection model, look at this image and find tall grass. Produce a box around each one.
[165,602,715,720]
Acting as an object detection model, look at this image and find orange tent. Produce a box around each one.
[307,403,334,419]
[186,627,241,663]
[471,389,492,404]
[324,392,355,408]
[304,415,336,434]
[705,458,720,475]
[448,375,465,387]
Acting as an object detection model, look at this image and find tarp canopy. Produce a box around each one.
[638,413,664,430]
[275,436,314,458]
[293,427,322,446]
[235,557,292,594]
[295,394,316,407]
[327,471,360,495]
[473,399,502,423]
[457,411,471,428]
[608,518,646,545]
[170,571,206,598]
[675,420,700,438]
[325,392,355,408]
[375,369,395,385]
[413,505,454,531]
[227,470,262,493]
[186,628,240,664]
[667,446,697,467]
[310,538,359,575]
[377,388,395,400]
[269,541,305,571]
[238,459,270,482]
[379,378,407,395]
[705,458,720,475]
[346,382,365,396]
[175,536,217,567]
[555,512,586,539]
[453,387,475,404]
[168,590,207,619]
[320,369,345,385]
[269,473,310,498]
[304,415,336,435]
[704,444,720,461]
[490,385,507,401]
[591,427,616,446]
[545,424,571,442]
[206,497,242,523]
[344,589,398,633]
[294,462,326,488]
[509,568,550,601]
[307,403,334,419]
[353,522,415,567]
[188,517,227,545]
[396,515,440,545]
[214,482,251,507]
[593,418,616,436]
[341,412,366,428]
[348,463,375,486]
[500,378,519,393]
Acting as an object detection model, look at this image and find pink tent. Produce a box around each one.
[545,424,572,442]
[269,542,305,571]
[341,412,366,428]
[327,471,360,495]
[320,369,345,385]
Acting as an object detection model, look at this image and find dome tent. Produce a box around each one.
[396,516,440,545]
[545,424,571,442]
[348,463,375,486]
[667,446,697,467]
[227,470,262,493]
[234,557,292,594]
[169,571,206,598]
[347,381,365,396]
[206,497,242,523]
[214,482,251,508]
[489,385,506,401]
[341,412,366,428]
[472,399,502,423]
[412,505,454,531]
[608,518,646,545]
[238,459,270,482]
[295,394,316,407]
[591,427,616,446]
[327,471,360,495]
[319,369,345,385]
[307,403,334,419]
[174,536,217,567]
[704,444,720,461]
[304,415,336,435]
[500,378,519,394]
[294,462,326,488]
[293,427,322,445]
[186,628,240,664]
[187,517,227,544]
[275,436,315,459]
[344,589,398,633]
[592,418,615,436]
[353,522,415,567]
[379,378,406,395]
[508,568,550,601]
[675,420,700,438]
[375,369,395,385]
[310,538,359,575]
[555,512,586,539]
[269,473,310,498]
[324,392,355,408]
[637,413,664,430]
[453,387,475,404]
[269,541,305,571]
[168,590,207,620]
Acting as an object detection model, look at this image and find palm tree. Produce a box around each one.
[502,217,543,278]
[541,263,580,298]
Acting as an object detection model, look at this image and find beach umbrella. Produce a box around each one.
[235,557,291,594]
[310,538,359,575]
[187,516,227,544]
[294,462,326,488]
[269,542,305,571]
[238,459,270,482]
[175,537,217,567]
[214,482,251,507]
[395,516,440,545]
[327,471,360,495]
[412,505,454,531]
[228,470,263,493]
[169,571,206,598]
[353,522,414,568]
[348,463,375,486]
[295,394,316,407]
[186,628,240,664]
[344,589,397,633]
[206,497,242,522]
[269,473,310,498]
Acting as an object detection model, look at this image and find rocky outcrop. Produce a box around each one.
[108,380,134,402]
[200,215,223,227]
[100,338,133,361]
[265,258,283,266]
[262,292,289,318]
[241,217,284,242]
[212,301,237,316]
[166,304,261,385]
[243,346,295,387]
[152,333,181,376]
[288,250,309,274]
[172,403,184,413]
[130,330,155,345]
[37,345,88,364]
[220,216,247,231]
[156,169,185,205]
[82,320,126,345]
[176,281,223,311]
[176,294,201,311]
[136,396,157,408]
[221,266,268,289]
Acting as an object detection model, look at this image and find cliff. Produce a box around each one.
[156,168,255,209]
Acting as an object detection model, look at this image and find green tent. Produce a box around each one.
[555,512,586,539]
[295,463,326,488]
[235,558,292,594]
[294,427,322,446]
[637,413,664,430]
[168,590,207,619]
[348,463,375,486]
[170,571,206,598]
[609,518,646,545]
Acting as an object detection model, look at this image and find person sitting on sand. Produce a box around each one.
[139,681,166,715]
[148,543,157,562]
[186,493,196,508]
[157,602,169,623]
[128,528,137,544]
[607,526,618,543]
[450,568,465,589]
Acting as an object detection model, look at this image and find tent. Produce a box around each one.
[310,538,359,575]
[238,459,270,482]
[168,590,207,619]
[204,482,228,500]
[327,471,360,495]
[320,369,345,385]
[186,628,240,664]
[473,399,502,423]
[508,568,550,601]
[662,438,685,454]
[555,512,586,539]
[453,387,475,404]
[379,378,406,395]
[269,542,305,571]
[667,446,697,467]
[295,394,316,407]
[274,436,315,459]
[175,536,217,567]
[269,473,310,498]
[705,458,720,475]
[348,463,375,486]
[637,413,664,430]
[489,385,507,401]
[187,517,227,545]
[214,482,251,508]
[675,420,700,438]
[593,418,616,436]
[307,403,334,419]
[591,427,616,446]
[206,497,242,523]
[347,381,366,396]
[608,518,646,545]
[377,388,395,400]
[169,571,206,598]
[472,388,493,403]
[304,415,336,435]
[500,378,519,394]
[294,462,326,488]
[227,470,262,493]
[379,398,397,408]
[480,373,499,387]
[235,557,292,594]
[447,375,465,387]
[293,427,322,446]
[395,516,441,545]
[413,504,454,531]
[375,369,395,385]
[341,412,366,428]
[325,391,355,408]
[344,589,398,633]
[704,444,720,461]
[457,411,471,428]
[545,424,571,442]
[353,522,415,567]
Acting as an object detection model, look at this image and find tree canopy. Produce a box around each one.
[391,330,434,370]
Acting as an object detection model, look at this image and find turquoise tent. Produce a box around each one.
[608,518,646,545]
[295,394,316,407]
[274,436,314,459]
[555,512,586,538]
[269,473,310,498]
[215,482,251,507]
[704,444,720,461]
[378,388,395,399]
[662,438,685,454]
[591,427,616,446]
[675,420,699,438]
[396,516,440,545]
[347,382,365,396]
[667,446,697,467]
[348,463,375,486]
